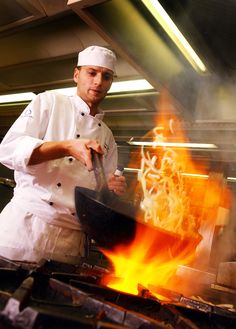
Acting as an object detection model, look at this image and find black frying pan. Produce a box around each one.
[74,186,137,249]
[75,150,137,249]
[74,152,201,255]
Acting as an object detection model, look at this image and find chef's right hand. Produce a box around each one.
[28,139,103,169]
[65,139,103,171]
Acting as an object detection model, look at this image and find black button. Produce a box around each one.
[98,123,101,127]
[57,182,61,187]
[76,134,80,138]
[68,157,73,162]
[81,112,85,116]
[49,202,54,206]
[71,213,75,216]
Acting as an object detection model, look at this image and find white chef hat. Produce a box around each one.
[77,45,116,72]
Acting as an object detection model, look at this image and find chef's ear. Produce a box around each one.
[73,66,81,83]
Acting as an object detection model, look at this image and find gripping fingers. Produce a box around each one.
[86,140,103,154]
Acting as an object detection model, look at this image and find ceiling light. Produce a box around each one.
[0,79,154,104]
[227,177,236,182]
[124,167,210,179]
[181,173,208,179]
[109,79,154,93]
[124,167,140,173]
[52,79,154,96]
[0,92,36,104]
[103,108,150,113]
[141,0,207,73]
[128,141,217,149]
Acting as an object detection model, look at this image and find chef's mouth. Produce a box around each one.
[90,89,102,94]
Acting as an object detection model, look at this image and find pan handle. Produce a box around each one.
[91,149,108,191]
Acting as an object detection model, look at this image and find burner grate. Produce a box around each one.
[0,258,236,329]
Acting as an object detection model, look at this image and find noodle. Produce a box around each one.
[138,127,200,239]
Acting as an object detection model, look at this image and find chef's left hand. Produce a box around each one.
[107,174,127,196]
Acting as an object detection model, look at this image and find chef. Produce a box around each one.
[0,45,126,264]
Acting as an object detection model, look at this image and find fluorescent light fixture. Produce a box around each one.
[124,170,236,181]
[141,0,207,73]
[181,173,208,179]
[124,168,208,179]
[227,177,236,182]
[109,79,154,93]
[0,79,154,104]
[52,79,154,96]
[128,141,217,149]
[0,92,36,104]
[124,167,141,173]
[103,108,149,113]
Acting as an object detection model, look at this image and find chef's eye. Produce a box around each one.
[88,70,96,76]
[103,73,113,81]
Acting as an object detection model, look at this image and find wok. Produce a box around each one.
[75,186,137,249]
[74,186,200,258]
[74,152,201,255]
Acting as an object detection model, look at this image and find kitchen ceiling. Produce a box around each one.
[1,0,236,174]
[157,0,236,78]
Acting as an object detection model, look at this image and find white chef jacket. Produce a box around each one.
[0,91,118,263]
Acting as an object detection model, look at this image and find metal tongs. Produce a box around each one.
[91,149,116,204]
[91,149,108,192]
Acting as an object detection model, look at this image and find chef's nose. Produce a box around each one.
[94,73,102,85]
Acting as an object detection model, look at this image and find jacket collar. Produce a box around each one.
[73,95,104,120]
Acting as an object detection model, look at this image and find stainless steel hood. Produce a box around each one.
[1,0,236,175]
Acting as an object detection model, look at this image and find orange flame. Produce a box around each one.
[102,88,231,298]
[101,223,200,295]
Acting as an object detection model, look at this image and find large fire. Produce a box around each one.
[101,89,230,298]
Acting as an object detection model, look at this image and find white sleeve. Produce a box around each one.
[0,93,50,174]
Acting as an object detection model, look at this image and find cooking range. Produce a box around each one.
[0,249,236,329]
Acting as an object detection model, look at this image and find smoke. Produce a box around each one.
[165,69,236,272]
[210,192,236,265]
[168,69,236,122]
[194,74,236,122]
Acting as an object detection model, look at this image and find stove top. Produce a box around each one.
[0,255,236,329]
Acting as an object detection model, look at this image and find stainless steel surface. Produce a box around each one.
[217,262,236,289]
[91,150,107,192]
[1,0,236,176]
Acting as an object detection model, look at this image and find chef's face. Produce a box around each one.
[73,66,113,107]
